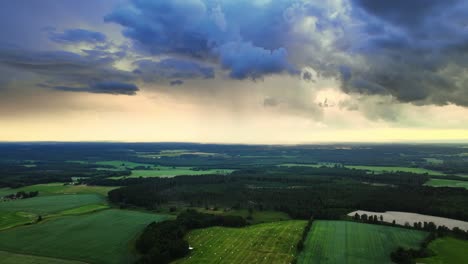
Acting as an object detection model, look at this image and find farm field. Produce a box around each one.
[175,220,307,264]
[0,194,106,230]
[0,183,117,197]
[0,209,171,264]
[0,194,105,215]
[425,179,468,189]
[417,237,468,264]
[110,167,233,179]
[297,221,428,264]
[348,210,468,231]
[0,251,86,264]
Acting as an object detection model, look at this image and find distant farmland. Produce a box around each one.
[0,209,171,264]
[425,179,468,189]
[175,220,306,264]
[417,237,468,264]
[297,221,428,264]
[0,194,106,230]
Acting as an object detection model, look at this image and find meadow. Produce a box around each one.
[425,179,468,189]
[0,209,171,264]
[0,251,86,264]
[0,194,105,215]
[417,237,468,264]
[0,194,106,230]
[0,183,117,197]
[175,220,307,264]
[297,221,428,264]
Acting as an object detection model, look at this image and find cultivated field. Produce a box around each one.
[0,183,118,197]
[110,167,233,179]
[175,220,307,264]
[0,209,171,264]
[297,221,427,264]
[0,194,105,215]
[425,179,468,189]
[0,251,86,264]
[417,237,468,264]
[348,210,468,231]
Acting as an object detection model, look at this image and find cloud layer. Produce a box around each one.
[104,0,300,80]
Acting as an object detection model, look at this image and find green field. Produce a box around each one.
[0,194,105,215]
[425,179,468,189]
[0,194,106,230]
[110,167,233,179]
[424,158,444,164]
[297,221,428,264]
[0,209,171,264]
[0,183,118,197]
[70,160,234,179]
[417,237,468,264]
[175,220,306,264]
[0,251,85,264]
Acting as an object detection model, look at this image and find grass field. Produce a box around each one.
[297,221,428,264]
[175,220,306,264]
[0,209,171,264]
[110,167,233,179]
[0,194,105,215]
[425,179,468,189]
[417,237,468,264]
[0,194,106,230]
[0,183,118,197]
[0,251,86,264]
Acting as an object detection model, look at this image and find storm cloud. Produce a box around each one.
[0,45,136,94]
[53,81,139,95]
[49,28,107,44]
[104,0,300,80]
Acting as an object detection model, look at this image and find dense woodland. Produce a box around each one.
[108,168,468,221]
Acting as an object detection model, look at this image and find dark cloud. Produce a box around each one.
[53,81,139,95]
[134,58,214,82]
[337,0,468,106]
[0,46,135,94]
[170,80,184,86]
[105,0,299,80]
[302,71,314,82]
[49,28,107,44]
[352,0,457,28]
[218,42,297,80]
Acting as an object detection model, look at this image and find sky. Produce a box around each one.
[0,0,467,144]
